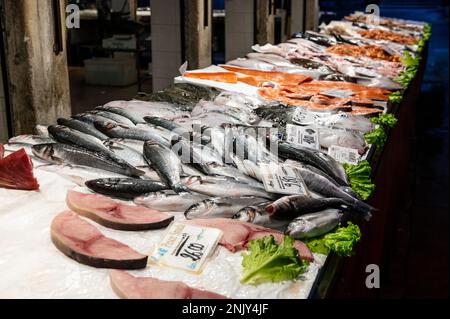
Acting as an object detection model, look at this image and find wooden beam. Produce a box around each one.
[183,0,212,69]
[0,0,71,135]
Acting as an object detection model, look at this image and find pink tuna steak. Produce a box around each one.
[51,211,148,269]
[110,270,228,299]
[183,218,314,262]
[66,190,174,231]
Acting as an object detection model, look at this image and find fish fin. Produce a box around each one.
[173,183,190,194]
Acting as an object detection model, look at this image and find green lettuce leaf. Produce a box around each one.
[305,222,361,257]
[365,126,387,150]
[343,160,375,200]
[388,91,403,104]
[370,113,398,128]
[240,235,308,285]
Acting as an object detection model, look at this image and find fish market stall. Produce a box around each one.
[0,12,431,299]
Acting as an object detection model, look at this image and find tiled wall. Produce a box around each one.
[151,0,182,92]
[0,51,8,143]
[225,0,254,62]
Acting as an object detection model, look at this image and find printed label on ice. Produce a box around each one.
[260,163,308,195]
[292,108,323,125]
[328,145,360,165]
[286,124,319,149]
[321,89,354,98]
[150,222,222,273]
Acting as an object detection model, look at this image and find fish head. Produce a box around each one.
[31,143,63,164]
[285,218,316,238]
[233,206,257,222]
[184,199,215,219]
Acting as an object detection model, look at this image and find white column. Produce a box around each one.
[150,0,183,91]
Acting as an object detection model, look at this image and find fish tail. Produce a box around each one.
[350,200,376,221]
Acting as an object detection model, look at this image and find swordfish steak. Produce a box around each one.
[51,211,148,269]
[110,270,227,299]
[66,190,174,231]
[183,218,314,262]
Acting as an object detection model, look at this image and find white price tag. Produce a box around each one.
[286,124,320,150]
[260,163,309,195]
[292,108,324,125]
[150,222,222,273]
[328,145,360,165]
[321,89,354,98]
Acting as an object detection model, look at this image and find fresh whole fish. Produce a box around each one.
[136,123,182,144]
[32,143,144,178]
[234,134,279,164]
[57,117,109,140]
[318,127,367,155]
[48,125,110,154]
[106,138,144,154]
[232,203,290,232]
[144,116,193,139]
[47,125,141,174]
[294,165,373,220]
[143,140,187,193]
[72,112,112,125]
[285,209,343,239]
[85,178,169,200]
[278,141,349,186]
[94,120,171,147]
[182,176,276,199]
[95,105,144,124]
[8,135,54,145]
[89,110,135,126]
[265,194,349,219]
[103,140,147,167]
[284,159,342,187]
[184,196,270,220]
[134,190,209,212]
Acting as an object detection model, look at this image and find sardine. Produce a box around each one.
[89,110,135,126]
[95,105,144,124]
[184,196,270,219]
[182,176,276,199]
[278,141,349,186]
[143,140,187,193]
[72,112,112,125]
[85,178,168,200]
[47,125,142,175]
[103,140,147,167]
[265,194,349,219]
[32,143,144,178]
[57,117,109,140]
[285,209,343,239]
[134,190,208,212]
[94,120,170,147]
[294,165,373,219]
[232,203,290,232]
